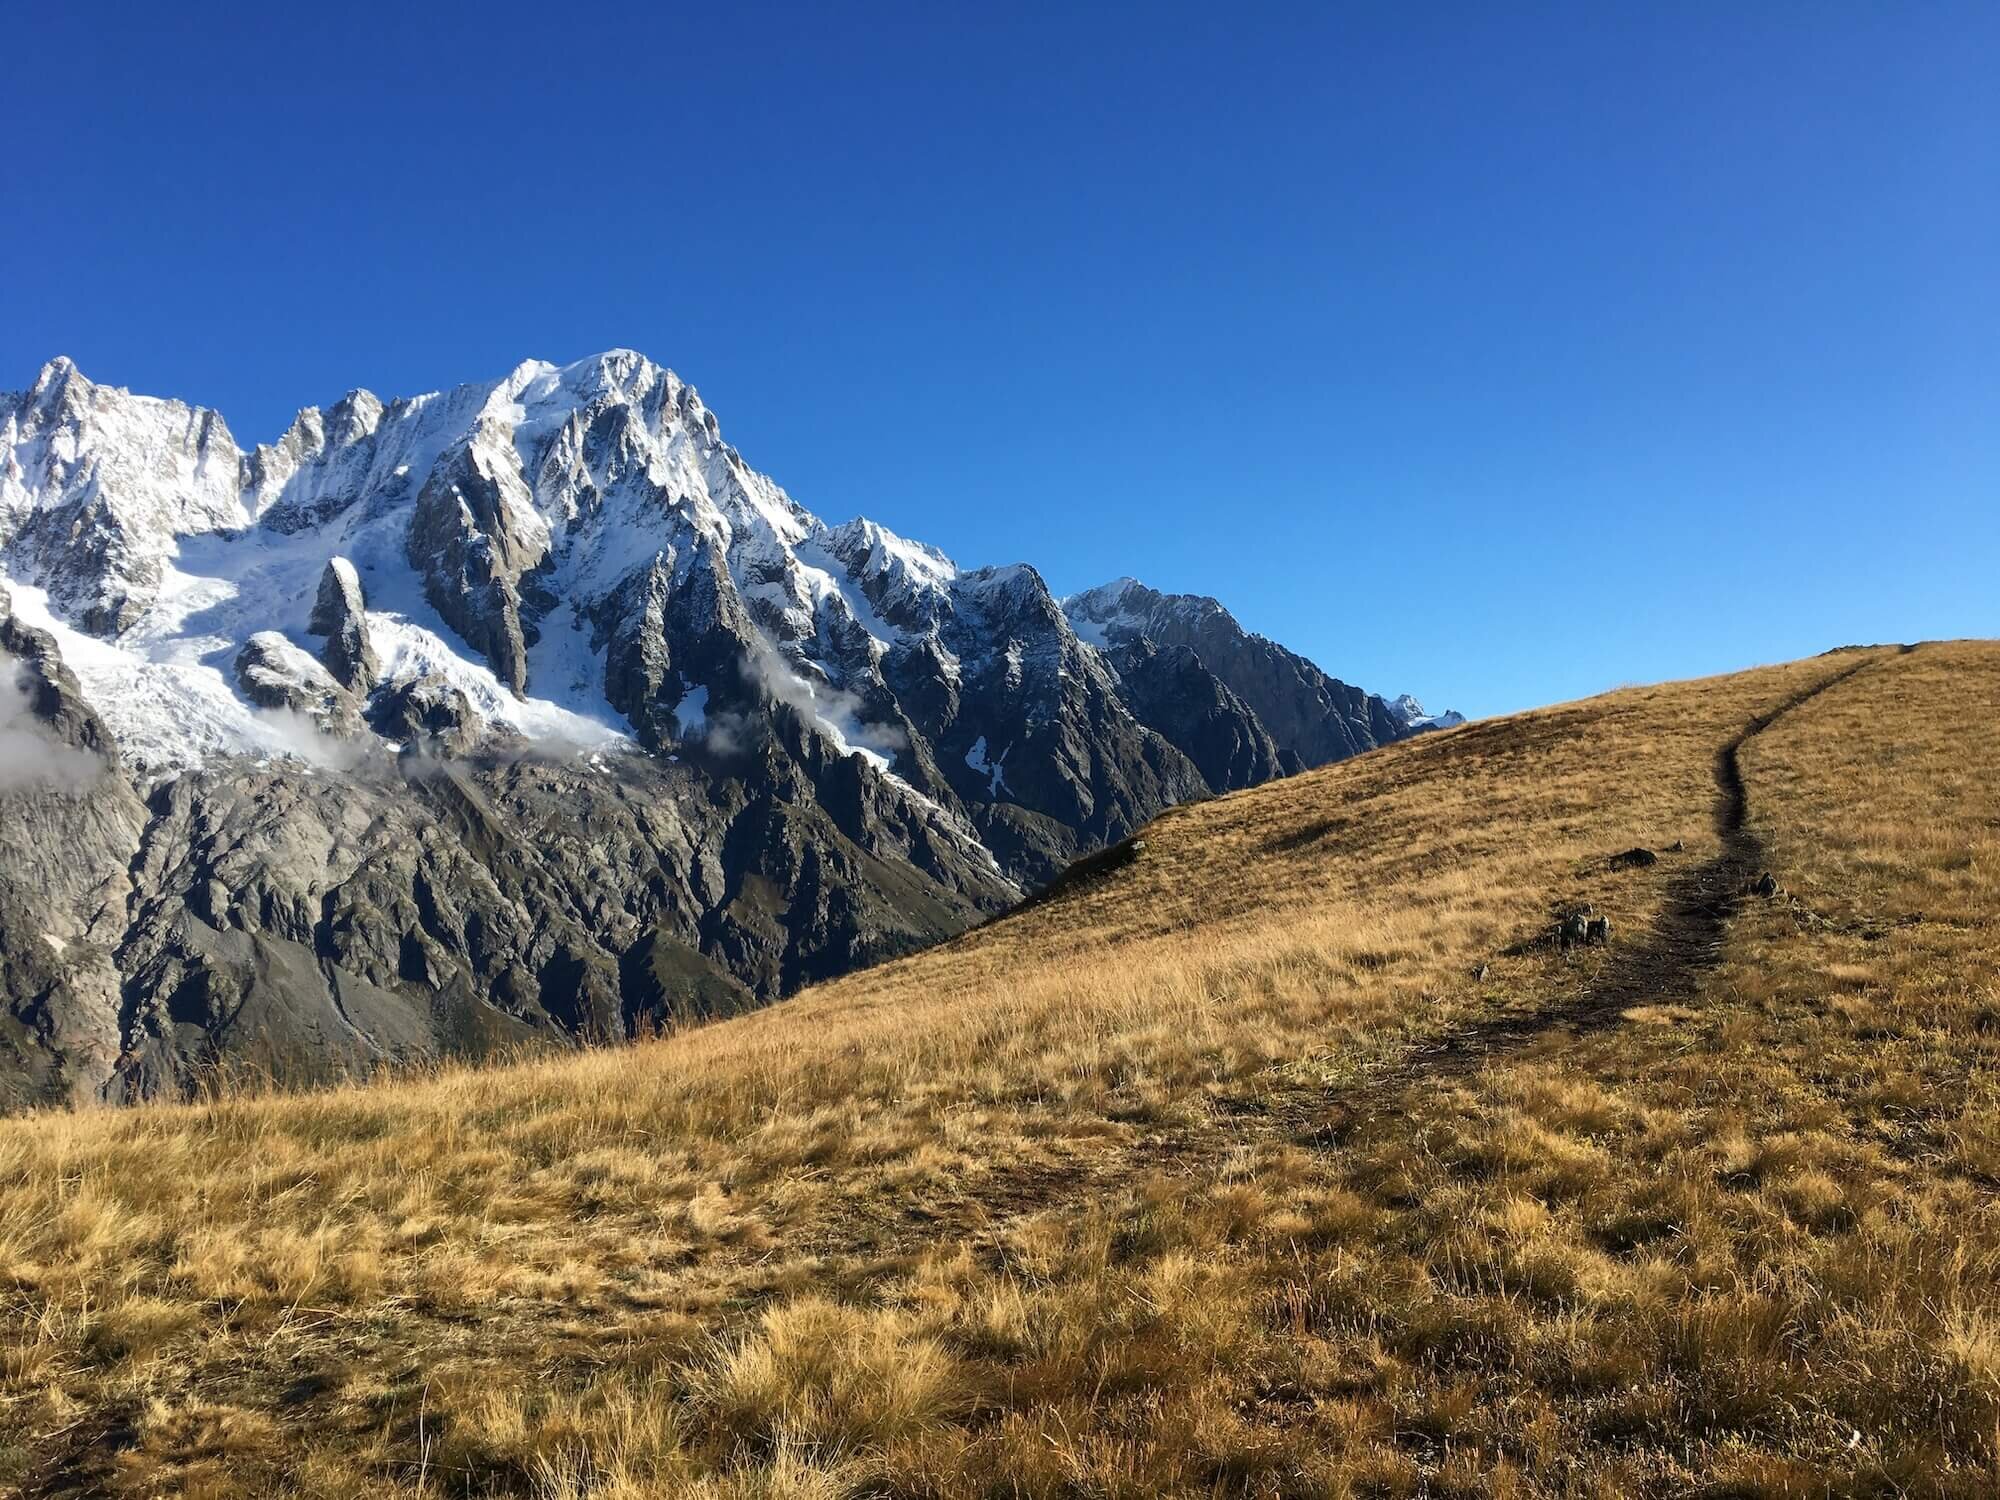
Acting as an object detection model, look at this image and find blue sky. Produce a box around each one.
[4,3,1993,717]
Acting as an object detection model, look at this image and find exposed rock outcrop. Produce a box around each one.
[369,678,485,757]
[234,633,365,739]
[1065,578,1427,768]
[308,557,378,690]
[0,584,145,1108]
[406,447,545,695]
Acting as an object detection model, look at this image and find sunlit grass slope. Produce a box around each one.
[2,641,1995,1497]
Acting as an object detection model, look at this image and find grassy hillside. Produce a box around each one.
[2,641,1996,1498]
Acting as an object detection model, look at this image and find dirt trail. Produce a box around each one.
[1392,650,1894,1078]
[917,651,1919,1261]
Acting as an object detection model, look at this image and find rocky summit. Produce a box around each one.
[0,351,1456,1105]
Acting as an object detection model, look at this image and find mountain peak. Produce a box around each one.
[26,356,90,418]
[1386,694,1467,730]
[32,354,80,389]
[1064,576,1143,611]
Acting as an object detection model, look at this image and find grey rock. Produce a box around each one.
[308,557,378,690]
[7,729,1010,1104]
[1065,579,1425,768]
[234,633,365,739]
[370,678,485,758]
[405,448,543,695]
[1100,639,1287,792]
[0,583,121,768]
[0,585,146,1108]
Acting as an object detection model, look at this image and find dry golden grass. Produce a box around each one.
[1,641,1994,1497]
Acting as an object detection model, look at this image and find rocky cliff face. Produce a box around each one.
[0,352,1456,1105]
[0,584,148,1108]
[1064,579,1448,766]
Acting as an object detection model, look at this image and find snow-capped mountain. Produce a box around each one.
[1385,694,1467,732]
[1064,578,1463,767]
[0,352,1455,1105]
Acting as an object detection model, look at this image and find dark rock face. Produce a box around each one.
[406,447,545,695]
[309,558,379,690]
[368,679,485,757]
[1106,638,1291,792]
[233,634,365,738]
[0,585,121,767]
[923,566,1212,881]
[1065,579,1428,772]
[596,540,764,755]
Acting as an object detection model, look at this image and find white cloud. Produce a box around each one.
[0,661,105,792]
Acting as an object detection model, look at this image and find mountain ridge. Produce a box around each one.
[0,350,1456,1103]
